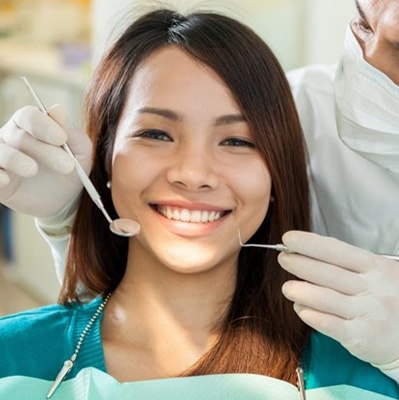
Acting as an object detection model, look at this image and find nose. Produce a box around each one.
[166,144,219,191]
[362,34,399,85]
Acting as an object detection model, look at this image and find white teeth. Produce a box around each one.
[190,210,201,223]
[180,209,191,222]
[166,208,173,219]
[173,209,180,220]
[201,211,209,222]
[209,211,216,222]
[157,206,224,223]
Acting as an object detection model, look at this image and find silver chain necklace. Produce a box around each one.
[46,293,112,399]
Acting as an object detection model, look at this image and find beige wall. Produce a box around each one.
[92,0,356,70]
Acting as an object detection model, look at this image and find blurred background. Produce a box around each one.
[0,0,354,315]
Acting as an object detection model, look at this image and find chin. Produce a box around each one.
[160,246,237,276]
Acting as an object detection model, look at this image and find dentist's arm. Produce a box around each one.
[0,105,91,280]
[278,231,399,383]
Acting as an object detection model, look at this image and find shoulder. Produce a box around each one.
[0,298,101,381]
[0,303,74,347]
[304,331,399,397]
[287,64,337,97]
[286,65,338,144]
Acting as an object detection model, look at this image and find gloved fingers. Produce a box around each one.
[0,143,38,179]
[12,106,67,146]
[292,303,354,344]
[0,168,11,187]
[293,303,399,366]
[278,252,367,295]
[48,105,91,167]
[1,125,74,174]
[47,104,76,143]
[282,280,363,320]
[282,230,376,273]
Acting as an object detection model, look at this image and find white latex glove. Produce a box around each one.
[278,231,399,381]
[0,105,91,218]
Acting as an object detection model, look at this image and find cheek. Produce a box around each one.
[234,160,272,215]
[110,150,152,213]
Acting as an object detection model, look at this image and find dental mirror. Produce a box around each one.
[21,76,141,238]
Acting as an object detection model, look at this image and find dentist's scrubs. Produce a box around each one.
[288,27,399,256]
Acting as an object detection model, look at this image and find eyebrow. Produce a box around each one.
[215,114,246,126]
[136,107,246,126]
[355,0,369,24]
[136,107,183,121]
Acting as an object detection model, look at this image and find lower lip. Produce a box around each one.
[151,207,229,237]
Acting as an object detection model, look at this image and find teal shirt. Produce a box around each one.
[1,297,398,398]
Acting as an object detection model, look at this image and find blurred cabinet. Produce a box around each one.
[9,212,60,302]
[0,72,85,126]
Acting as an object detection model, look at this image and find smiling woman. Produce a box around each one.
[110,46,272,275]
[63,8,310,384]
[2,6,397,400]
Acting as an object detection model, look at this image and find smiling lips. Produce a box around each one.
[153,205,231,223]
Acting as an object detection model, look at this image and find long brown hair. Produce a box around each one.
[60,9,310,384]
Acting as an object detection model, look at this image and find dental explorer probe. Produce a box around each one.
[21,77,140,237]
[238,230,399,261]
[238,229,291,253]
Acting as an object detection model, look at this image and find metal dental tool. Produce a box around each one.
[238,229,291,253]
[380,254,399,261]
[21,77,140,238]
[238,229,399,261]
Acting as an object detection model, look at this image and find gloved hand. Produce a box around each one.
[278,231,399,378]
[0,104,91,218]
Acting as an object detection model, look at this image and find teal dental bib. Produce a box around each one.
[0,368,396,400]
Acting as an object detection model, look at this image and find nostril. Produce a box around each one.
[166,156,219,190]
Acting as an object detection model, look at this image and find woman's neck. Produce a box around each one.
[101,244,237,380]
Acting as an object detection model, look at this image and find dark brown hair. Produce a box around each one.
[60,9,310,384]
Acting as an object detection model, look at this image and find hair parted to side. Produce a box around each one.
[60,9,310,384]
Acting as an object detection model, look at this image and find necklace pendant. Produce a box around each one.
[46,359,74,399]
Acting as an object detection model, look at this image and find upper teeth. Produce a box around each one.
[157,206,223,223]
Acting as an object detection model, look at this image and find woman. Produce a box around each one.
[0,8,398,399]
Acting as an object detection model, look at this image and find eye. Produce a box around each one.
[136,129,172,141]
[220,137,256,148]
[352,19,374,40]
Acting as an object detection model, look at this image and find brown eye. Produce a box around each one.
[220,137,256,148]
[352,19,374,41]
[137,130,172,141]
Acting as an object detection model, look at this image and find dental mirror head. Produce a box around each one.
[21,76,141,238]
[110,218,141,237]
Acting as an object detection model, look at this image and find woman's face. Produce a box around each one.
[111,46,271,274]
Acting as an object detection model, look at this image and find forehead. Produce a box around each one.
[358,0,399,28]
[123,46,240,113]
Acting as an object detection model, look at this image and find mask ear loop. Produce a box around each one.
[237,229,292,253]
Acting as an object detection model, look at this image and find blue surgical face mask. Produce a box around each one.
[335,26,399,174]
